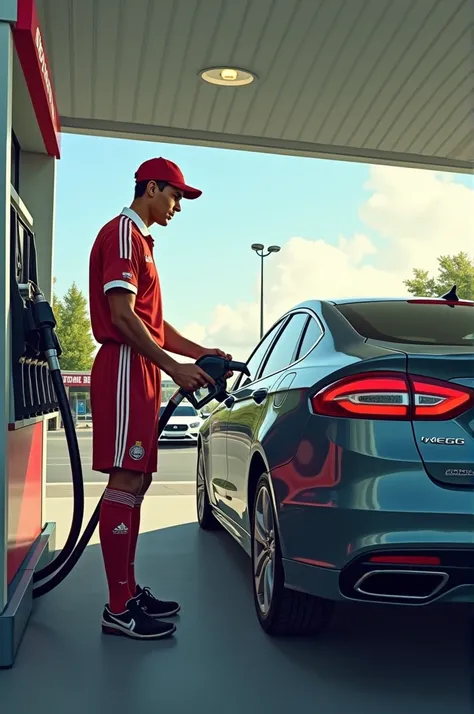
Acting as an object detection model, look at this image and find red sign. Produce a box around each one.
[13,0,61,158]
[62,373,91,387]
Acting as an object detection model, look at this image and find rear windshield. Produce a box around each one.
[335,301,474,346]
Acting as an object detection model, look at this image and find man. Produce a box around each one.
[89,157,230,640]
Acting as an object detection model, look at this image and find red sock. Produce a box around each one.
[128,494,144,596]
[99,488,135,613]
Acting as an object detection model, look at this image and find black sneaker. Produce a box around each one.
[102,597,176,639]
[134,585,181,618]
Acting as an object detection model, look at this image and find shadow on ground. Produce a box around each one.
[1,523,472,714]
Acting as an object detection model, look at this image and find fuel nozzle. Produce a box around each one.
[182,355,250,410]
[31,288,62,367]
[195,354,249,382]
[226,359,250,376]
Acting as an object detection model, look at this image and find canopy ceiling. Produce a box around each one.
[36,0,473,172]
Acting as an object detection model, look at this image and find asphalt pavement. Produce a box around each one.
[46,429,197,496]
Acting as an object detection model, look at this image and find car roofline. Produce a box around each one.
[295,296,474,307]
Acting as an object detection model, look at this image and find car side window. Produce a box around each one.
[259,312,309,379]
[236,320,285,389]
[295,316,323,359]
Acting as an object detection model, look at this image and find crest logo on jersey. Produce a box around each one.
[129,441,145,460]
[122,271,133,279]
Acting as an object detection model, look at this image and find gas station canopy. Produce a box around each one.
[36,0,472,173]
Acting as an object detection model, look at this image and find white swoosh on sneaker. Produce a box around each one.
[109,614,135,630]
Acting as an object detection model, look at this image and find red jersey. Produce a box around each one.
[89,207,164,347]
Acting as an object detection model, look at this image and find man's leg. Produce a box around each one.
[128,472,152,596]
[100,469,143,613]
[91,344,176,639]
[127,371,181,618]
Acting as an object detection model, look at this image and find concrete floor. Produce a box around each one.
[1,496,473,714]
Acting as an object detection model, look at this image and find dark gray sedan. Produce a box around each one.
[196,295,474,636]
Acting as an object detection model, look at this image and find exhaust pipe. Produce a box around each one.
[353,569,449,600]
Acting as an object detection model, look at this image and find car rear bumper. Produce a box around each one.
[272,448,474,568]
[278,503,474,604]
[283,553,474,605]
[273,450,474,605]
[277,493,474,563]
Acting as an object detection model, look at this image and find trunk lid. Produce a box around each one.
[366,342,474,487]
[336,297,474,488]
[407,350,474,488]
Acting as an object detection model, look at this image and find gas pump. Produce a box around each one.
[0,189,63,668]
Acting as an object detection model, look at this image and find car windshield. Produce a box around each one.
[159,404,198,416]
[335,300,474,346]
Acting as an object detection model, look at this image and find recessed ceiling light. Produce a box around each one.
[199,67,256,87]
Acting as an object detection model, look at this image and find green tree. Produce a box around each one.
[55,281,95,370]
[52,277,63,333]
[404,252,474,300]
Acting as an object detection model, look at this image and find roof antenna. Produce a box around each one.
[440,285,459,303]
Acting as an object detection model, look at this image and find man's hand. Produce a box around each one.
[199,347,233,361]
[198,348,234,378]
[168,362,215,392]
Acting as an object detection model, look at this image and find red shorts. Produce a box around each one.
[90,343,162,474]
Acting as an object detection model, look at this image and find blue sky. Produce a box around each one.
[54,133,472,342]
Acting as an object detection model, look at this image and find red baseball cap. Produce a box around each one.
[134,157,202,200]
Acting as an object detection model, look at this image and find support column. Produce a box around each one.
[19,151,56,303]
[0,16,13,616]
[0,1,58,669]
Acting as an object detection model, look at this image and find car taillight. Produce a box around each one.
[312,373,409,418]
[369,555,441,566]
[311,372,473,420]
[410,376,472,418]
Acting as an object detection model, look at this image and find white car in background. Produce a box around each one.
[158,401,204,444]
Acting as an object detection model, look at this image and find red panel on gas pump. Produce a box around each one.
[7,421,43,584]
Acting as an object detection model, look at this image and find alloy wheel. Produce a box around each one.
[196,451,206,522]
[253,485,276,616]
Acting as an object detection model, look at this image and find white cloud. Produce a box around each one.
[360,167,474,274]
[182,166,474,361]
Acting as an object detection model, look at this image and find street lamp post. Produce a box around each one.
[251,243,281,338]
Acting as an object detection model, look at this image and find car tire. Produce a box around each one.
[251,473,334,637]
[196,446,220,530]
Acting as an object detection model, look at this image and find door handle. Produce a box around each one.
[224,395,235,408]
[251,388,268,404]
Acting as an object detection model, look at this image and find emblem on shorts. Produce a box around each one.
[129,441,145,460]
[122,271,133,279]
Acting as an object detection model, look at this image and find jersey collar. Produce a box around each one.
[120,207,150,237]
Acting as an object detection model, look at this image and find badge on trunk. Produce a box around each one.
[421,436,465,445]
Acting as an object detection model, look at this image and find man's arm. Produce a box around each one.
[163,321,233,378]
[99,224,213,390]
[107,292,214,389]
[108,291,179,373]
[163,321,206,360]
